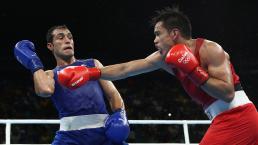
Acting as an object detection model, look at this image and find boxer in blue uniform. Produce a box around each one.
[14,25,130,145]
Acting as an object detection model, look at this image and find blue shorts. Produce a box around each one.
[51,127,128,145]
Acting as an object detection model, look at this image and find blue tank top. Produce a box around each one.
[51,59,108,118]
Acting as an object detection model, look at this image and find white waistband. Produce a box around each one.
[204,90,252,120]
[60,114,108,131]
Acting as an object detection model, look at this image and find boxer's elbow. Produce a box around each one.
[223,85,235,102]
[204,81,235,102]
[35,85,54,98]
[36,89,53,98]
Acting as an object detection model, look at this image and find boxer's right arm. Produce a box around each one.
[14,40,44,73]
[14,40,54,97]
[100,51,163,81]
[33,70,55,97]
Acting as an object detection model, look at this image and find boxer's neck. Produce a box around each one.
[56,57,76,67]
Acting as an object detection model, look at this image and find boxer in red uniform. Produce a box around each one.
[67,7,258,144]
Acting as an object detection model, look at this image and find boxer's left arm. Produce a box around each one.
[94,59,130,143]
[94,59,124,111]
[199,42,234,102]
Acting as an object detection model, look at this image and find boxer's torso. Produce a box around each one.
[51,59,108,118]
[163,38,242,109]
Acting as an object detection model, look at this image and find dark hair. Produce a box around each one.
[151,7,192,39]
[46,25,69,43]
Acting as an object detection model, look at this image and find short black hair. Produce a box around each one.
[46,25,69,43]
[151,7,192,39]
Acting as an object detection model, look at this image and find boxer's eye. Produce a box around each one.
[55,33,65,40]
[67,33,73,39]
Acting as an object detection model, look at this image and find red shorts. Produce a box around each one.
[200,103,258,145]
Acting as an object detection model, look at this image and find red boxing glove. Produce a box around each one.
[57,66,101,89]
[165,44,209,86]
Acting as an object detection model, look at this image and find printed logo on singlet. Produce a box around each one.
[178,52,190,64]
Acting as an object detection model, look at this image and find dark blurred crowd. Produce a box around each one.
[0,70,256,144]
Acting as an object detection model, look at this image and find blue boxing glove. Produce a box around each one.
[14,40,44,73]
[105,109,130,143]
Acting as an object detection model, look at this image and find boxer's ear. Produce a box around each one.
[169,28,180,40]
[47,43,54,51]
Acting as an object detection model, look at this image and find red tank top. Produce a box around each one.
[173,38,241,109]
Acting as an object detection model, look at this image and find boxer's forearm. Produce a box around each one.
[100,59,159,81]
[100,63,131,81]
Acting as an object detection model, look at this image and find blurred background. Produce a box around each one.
[1,0,258,143]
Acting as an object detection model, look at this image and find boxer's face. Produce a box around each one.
[153,21,175,53]
[48,28,75,60]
